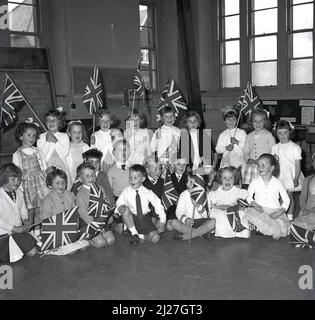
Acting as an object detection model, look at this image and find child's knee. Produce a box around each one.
[149,231,160,243]
[90,234,106,248]
[26,247,38,257]
[166,220,174,231]
[207,219,216,230]
[104,231,115,246]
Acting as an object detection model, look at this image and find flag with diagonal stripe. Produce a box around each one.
[290,224,315,249]
[133,60,145,96]
[162,170,179,210]
[40,206,80,252]
[79,182,115,240]
[82,66,105,115]
[157,79,187,117]
[237,81,263,117]
[0,74,27,128]
[190,174,207,214]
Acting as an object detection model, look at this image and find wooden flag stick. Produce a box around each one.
[131,89,136,117]
[189,205,196,245]
[92,113,96,135]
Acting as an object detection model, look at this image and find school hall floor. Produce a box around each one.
[0,232,314,300]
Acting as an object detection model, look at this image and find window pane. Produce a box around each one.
[224,0,239,15]
[293,3,313,30]
[293,0,312,4]
[222,40,240,63]
[221,64,240,87]
[8,3,36,32]
[10,34,39,47]
[252,61,277,86]
[139,5,152,27]
[224,16,239,39]
[292,32,313,57]
[290,58,313,84]
[253,8,277,34]
[251,36,277,61]
[253,0,277,10]
[140,27,153,48]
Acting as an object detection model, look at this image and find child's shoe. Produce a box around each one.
[130,234,140,245]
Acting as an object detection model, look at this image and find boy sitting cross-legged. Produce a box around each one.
[115,164,166,245]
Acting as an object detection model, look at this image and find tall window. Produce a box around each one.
[219,0,240,88]
[249,0,278,86]
[139,3,157,91]
[8,0,40,48]
[289,0,314,85]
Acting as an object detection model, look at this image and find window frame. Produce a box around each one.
[287,0,315,86]
[139,1,158,92]
[218,0,241,89]
[7,0,41,48]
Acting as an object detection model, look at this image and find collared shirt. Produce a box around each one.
[115,185,166,223]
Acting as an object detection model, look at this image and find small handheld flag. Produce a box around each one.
[133,60,145,96]
[162,170,179,210]
[82,66,105,115]
[237,81,263,117]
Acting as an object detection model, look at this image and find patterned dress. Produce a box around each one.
[13,148,49,209]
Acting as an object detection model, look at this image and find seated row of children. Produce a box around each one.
[1,104,314,263]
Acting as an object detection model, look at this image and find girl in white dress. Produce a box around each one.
[272,120,304,221]
[150,106,180,165]
[215,109,247,170]
[37,109,71,187]
[208,166,251,238]
[125,109,151,165]
[66,121,89,185]
[243,154,291,240]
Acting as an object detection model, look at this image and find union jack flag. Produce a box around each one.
[190,174,207,214]
[237,81,263,116]
[88,182,110,218]
[82,66,105,115]
[0,74,27,128]
[290,224,315,249]
[162,170,179,210]
[79,183,115,240]
[40,206,80,252]
[133,60,145,96]
[226,205,247,233]
[157,79,187,116]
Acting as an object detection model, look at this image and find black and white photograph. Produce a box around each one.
[0,0,314,305]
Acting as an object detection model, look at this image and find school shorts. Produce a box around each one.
[193,218,210,229]
[133,214,157,235]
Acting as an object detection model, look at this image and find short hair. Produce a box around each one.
[181,110,202,128]
[0,163,22,187]
[217,166,240,185]
[258,153,280,177]
[66,120,88,142]
[274,120,295,139]
[143,155,159,167]
[222,109,238,121]
[82,148,103,161]
[126,109,148,129]
[46,167,67,188]
[130,164,147,178]
[45,109,66,129]
[248,109,272,131]
[76,162,95,177]
[159,106,175,117]
[96,108,111,119]
[15,121,40,145]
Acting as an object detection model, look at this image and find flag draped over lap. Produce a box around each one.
[40,206,80,252]
[290,224,315,249]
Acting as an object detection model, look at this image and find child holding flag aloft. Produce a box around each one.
[172,172,215,241]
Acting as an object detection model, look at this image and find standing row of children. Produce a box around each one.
[1,104,313,263]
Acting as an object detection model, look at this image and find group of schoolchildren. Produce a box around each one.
[1,104,315,263]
